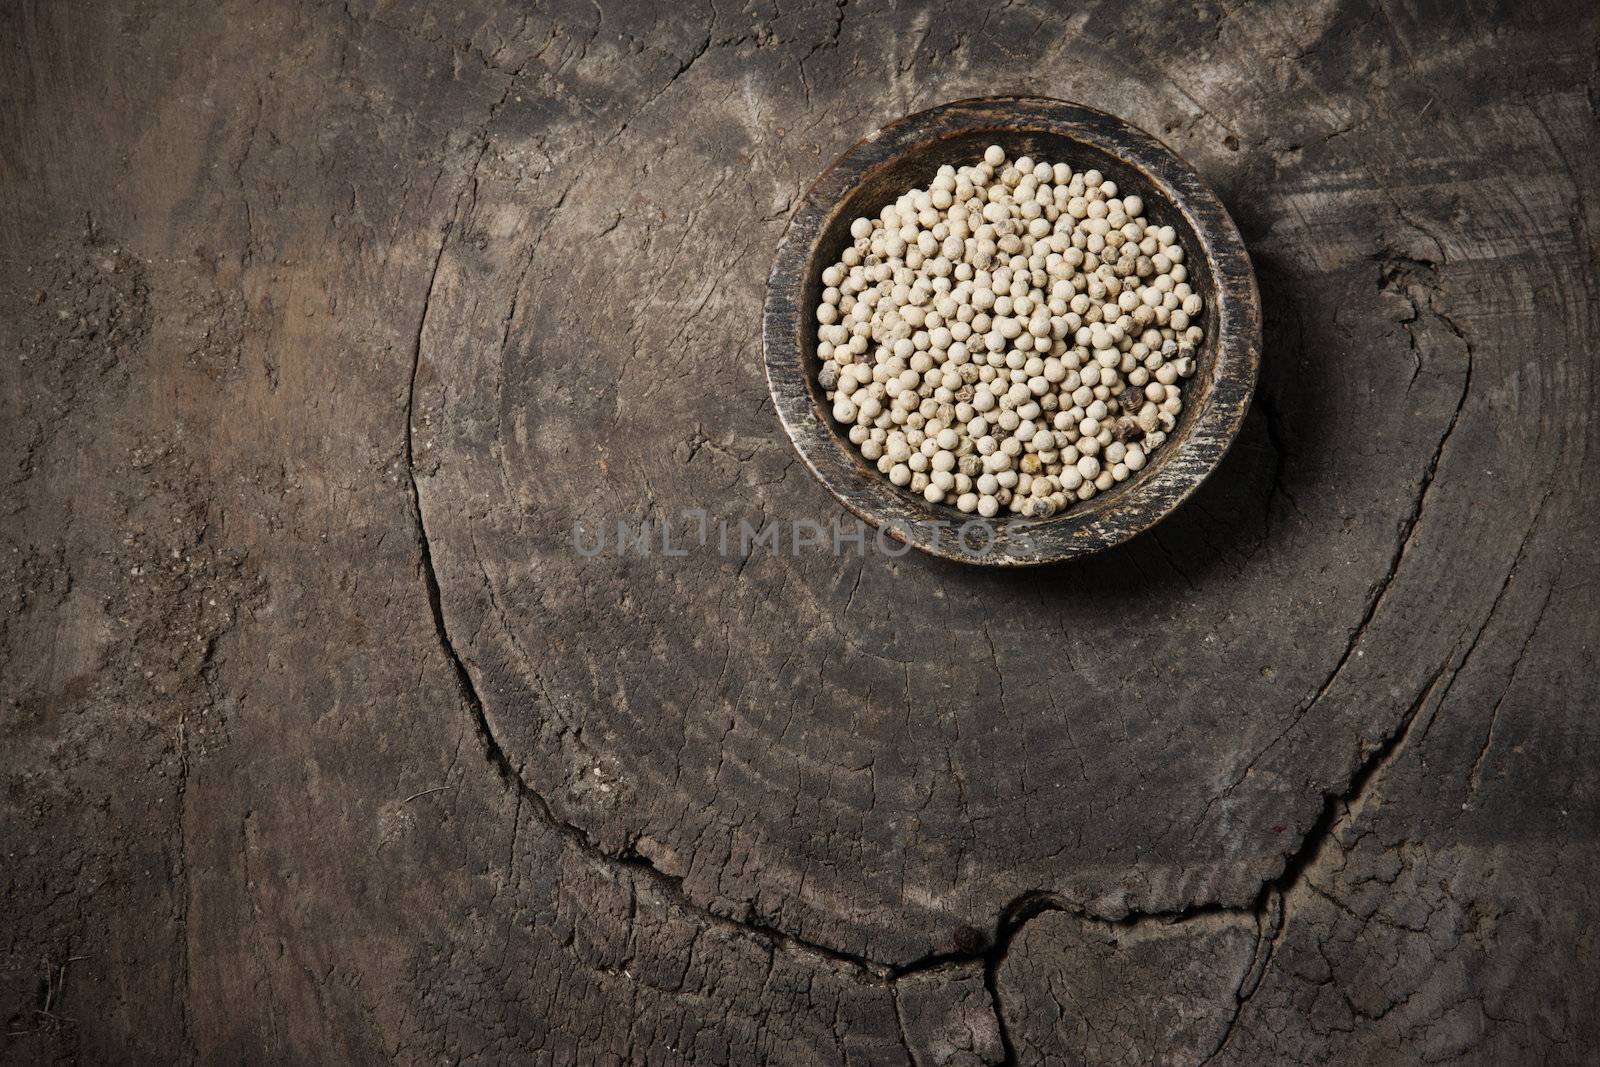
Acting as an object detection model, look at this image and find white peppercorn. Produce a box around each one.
[817,145,1205,514]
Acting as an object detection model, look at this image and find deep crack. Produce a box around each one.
[1196,889,1282,1067]
[1467,584,1555,796]
[1204,249,1475,812]
[1191,664,1452,1060]
[402,190,907,984]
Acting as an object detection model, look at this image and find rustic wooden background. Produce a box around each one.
[3,0,1597,1063]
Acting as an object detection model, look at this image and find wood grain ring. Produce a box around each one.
[763,96,1261,565]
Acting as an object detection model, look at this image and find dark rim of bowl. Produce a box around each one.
[762,96,1260,566]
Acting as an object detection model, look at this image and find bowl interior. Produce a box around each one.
[797,126,1221,530]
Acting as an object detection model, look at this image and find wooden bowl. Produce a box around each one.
[762,96,1260,566]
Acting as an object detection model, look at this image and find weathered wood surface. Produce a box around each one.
[2,0,1596,1063]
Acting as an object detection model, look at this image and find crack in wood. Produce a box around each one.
[1195,248,1476,835]
[1467,584,1556,798]
[404,231,910,981]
